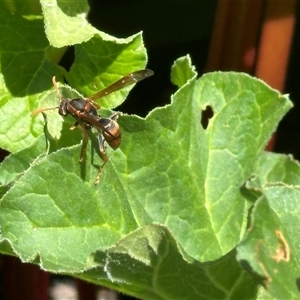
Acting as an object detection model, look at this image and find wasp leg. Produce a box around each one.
[70,121,79,130]
[30,77,62,116]
[94,134,109,185]
[70,122,89,162]
[109,112,120,121]
[52,76,62,102]
[77,123,89,163]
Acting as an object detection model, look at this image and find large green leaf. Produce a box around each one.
[237,152,300,299]
[237,184,300,299]
[0,50,292,298]
[41,0,96,47]
[77,225,258,299]
[241,151,300,202]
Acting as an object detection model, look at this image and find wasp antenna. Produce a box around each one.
[52,76,62,102]
[30,106,59,117]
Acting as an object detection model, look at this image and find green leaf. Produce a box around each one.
[241,151,300,202]
[237,151,300,299]
[0,7,59,96]
[0,238,16,257]
[0,59,292,268]
[237,184,300,299]
[257,287,274,300]
[0,143,138,270]
[0,3,148,153]
[76,225,258,299]
[252,151,300,185]
[66,33,148,109]
[171,54,197,88]
[41,0,95,47]
[3,0,42,17]
[114,70,292,262]
[0,135,47,187]
[0,3,59,152]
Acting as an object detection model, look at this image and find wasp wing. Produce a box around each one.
[88,69,154,102]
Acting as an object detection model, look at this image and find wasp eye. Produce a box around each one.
[58,100,69,116]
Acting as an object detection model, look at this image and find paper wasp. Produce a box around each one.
[31,69,154,184]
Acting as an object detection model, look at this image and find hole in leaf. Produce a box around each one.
[201,105,214,129]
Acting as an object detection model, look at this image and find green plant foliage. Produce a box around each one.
[0,1,299,299]
[237,152,300,298]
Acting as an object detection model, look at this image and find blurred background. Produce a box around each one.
[88,0,300,159]
[2,0,300,299]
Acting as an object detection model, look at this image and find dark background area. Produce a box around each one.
[88,0,217,117]
[87,0,300,160]
[276,2,300,159]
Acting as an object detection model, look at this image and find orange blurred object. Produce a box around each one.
[206,0,297,150]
